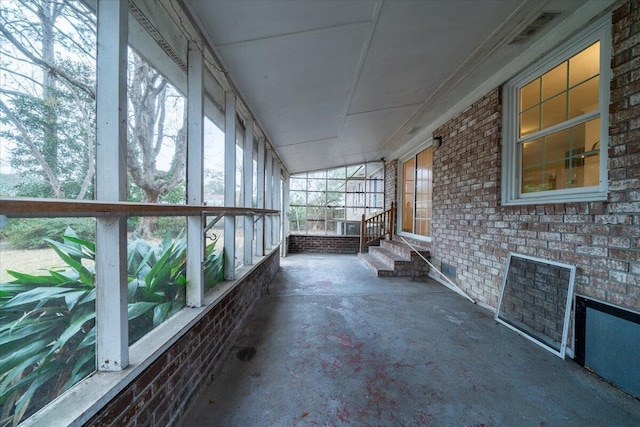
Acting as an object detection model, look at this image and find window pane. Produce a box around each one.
[0,217,96,422]
[402,158,415,232]
[522,139,543,169]
[326,192,345,207]
[569,42,600,87]
[520,106,540,137]
[290,176,306,191]
[542,62,567,101]
[127,50,186,207]
[309,171,326,179]
[127,217,186,344]
[521,78,540,111]
[290,190,306,205]
[569,77,599,119]
[0,1,96,200]
[327,167,346,179]
[541,93,567,130]
[307,178,326,192]
[544,129,571,164]
[235,219,244,269]
[522,165,543,193]
[204,119,225,207]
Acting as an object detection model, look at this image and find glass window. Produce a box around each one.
[503,18,609,205]
[288,163,383,235]
[0,0,96,200]
[401,146,432,238]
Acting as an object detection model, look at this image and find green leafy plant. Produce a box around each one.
[0,227,223,426]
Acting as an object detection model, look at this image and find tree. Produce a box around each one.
[127,51,187,237]
[0,0,96,200]
[1,1,188,237]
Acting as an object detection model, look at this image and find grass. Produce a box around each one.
[0,241,95,283]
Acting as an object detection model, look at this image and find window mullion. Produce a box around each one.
[95,0,128,371]
[186,41,204,307]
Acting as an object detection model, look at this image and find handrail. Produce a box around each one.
[0,197,279,218]
[359,201,394,253]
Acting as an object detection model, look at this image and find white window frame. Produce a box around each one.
[501,16,611,206]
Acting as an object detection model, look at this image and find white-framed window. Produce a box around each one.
[501,16,610,205]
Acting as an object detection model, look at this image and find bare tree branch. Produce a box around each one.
[0,21,95,99]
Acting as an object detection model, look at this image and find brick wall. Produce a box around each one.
[86,250,280,426]
[384,159,398,211]
[431,0,640,314]
[288,235,360,254]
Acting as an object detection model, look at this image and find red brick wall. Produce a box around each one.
[288,235,360,254]
[86,250,280,426]
[431,1,640,313]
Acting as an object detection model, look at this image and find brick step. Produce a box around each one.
[381,239,430,260]
[357,252,395,277]
[358,250,430,277]
[369,246,411,267]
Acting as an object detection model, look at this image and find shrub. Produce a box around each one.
[0,227,223,426]
[3,218,95,249]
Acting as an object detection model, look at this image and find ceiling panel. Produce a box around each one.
[216,23,370,147]
[188,0,590,174]
[334,104,421,157]
[277,138,339,174]
[348,0,524,114]
[189,0,378,46]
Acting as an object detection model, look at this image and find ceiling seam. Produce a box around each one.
[215,20,373,48]
[330,0,384,162]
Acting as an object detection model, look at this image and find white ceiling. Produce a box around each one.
[187,0,589,174]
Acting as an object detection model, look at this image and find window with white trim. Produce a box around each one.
[502,17,610,205]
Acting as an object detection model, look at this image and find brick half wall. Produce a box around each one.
[288,235,360,254]
[86,249,280,426]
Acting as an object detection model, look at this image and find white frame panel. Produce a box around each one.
[495,252,576,359]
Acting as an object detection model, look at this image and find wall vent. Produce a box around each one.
[508,12,561,45]
[128,0,187,73]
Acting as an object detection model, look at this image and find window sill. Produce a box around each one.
[501,191,607,206]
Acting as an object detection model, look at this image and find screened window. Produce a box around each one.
[502,17,609,205]
[289,163,383,235]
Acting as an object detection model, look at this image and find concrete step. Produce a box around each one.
[357,252,395,277]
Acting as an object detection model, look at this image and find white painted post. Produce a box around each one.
[95,0,128,371]
[243,118,254,265]
[265,149,273,250]
[282,174,290,257]
[256,138,265,256]
[273,161,281,245]
[186,41,204,307]
[224,92,236,280]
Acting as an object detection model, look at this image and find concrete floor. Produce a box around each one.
[178,253,640,426]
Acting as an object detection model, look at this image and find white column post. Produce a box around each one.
[265,149,273,250]
[243,118,254,265]
[282,173,290,257]
[186,41,204,307]
[256,138,265,256]
[224,92,236,280]
[95,0,128,371]
[273,161,280,245]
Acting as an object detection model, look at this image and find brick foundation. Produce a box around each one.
[431,1,640,313]
[86,250,280,426]
[288,234,360,254]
